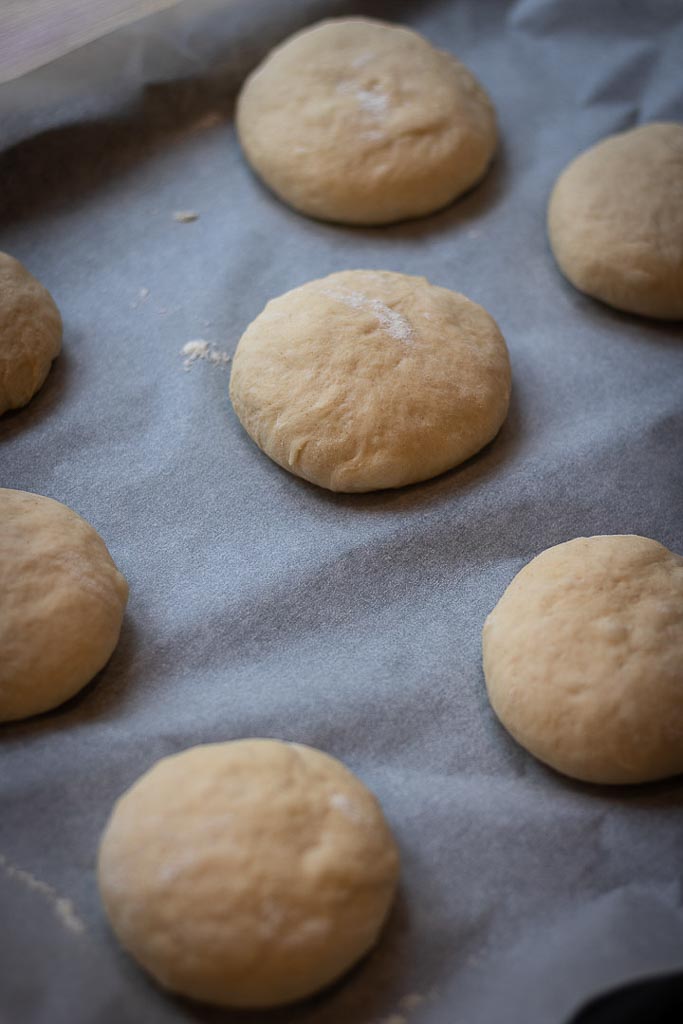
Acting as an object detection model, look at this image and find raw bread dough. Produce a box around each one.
[0,252,62,414]
[236,17,497,224]
[547,122,683,319]
[98,738,399,1008]
[482,535,683,784]
[229,270,511,492]
[0,489,128,722]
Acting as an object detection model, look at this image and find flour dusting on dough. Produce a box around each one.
[355,88,389,116]
[337,80,389,117]
[323,289,414,344]
[0,853,85,934]
[329,791,368,824]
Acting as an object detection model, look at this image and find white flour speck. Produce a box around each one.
[0,853,85,935]
[324,289,414,344]
[131,286,150,309]
[181,340,231,371]
[329,791,367,824]
[337,80,389,117]
[356,88,389,116]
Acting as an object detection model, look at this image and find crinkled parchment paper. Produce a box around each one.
[1,2,682,1022]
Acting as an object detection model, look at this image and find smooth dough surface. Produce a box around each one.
[98,738,399,1008]
[229,270,511,492]
[482,535,683,784]
[0,489,128,721]
[548,123,683,319]
[236,17,497,224]
[0,252,62,414]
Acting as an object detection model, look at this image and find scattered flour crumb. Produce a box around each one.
[131,286,150,309]
[0,853,85,935]
[181,340,231,371]
[374,992,426,1024]
[323,288,414,344]
[173,210,199,223]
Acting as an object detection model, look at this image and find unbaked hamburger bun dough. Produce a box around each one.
[482,535,683,785]
[229,270,511,492]
[98,738,399,1008]
[0,252,62,414]
[548,123,683,319]
[236,17,497,224]
[0,489,128,722]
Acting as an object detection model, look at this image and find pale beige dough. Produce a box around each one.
[548,122,683,319]
[0,252,62,414]
[236,17,497,224]
[482,535,683,784]
[229,270,511,492]
[97,738,399,1008]
[0,489,128,722]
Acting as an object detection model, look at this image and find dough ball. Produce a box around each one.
[482,535,683,785]
[98,738,399,1008]
[236,17,497,224]
[229,270,511,492]
[0,489,128,722]
[0,252,62,414]
[548,123,683,319]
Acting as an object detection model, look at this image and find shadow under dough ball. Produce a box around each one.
[236,17,497,225]
[229,270,511,492]
[0,489,128,722]
[98,738,400,1009]
[548,122,683,319]
[0,252,62,414]
[482,535,683,784]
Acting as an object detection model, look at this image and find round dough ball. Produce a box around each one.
[229,270,511,492]
[482,535,683,785]
[236,17,497,224]
[0,252,62,414]
[98,738,399,1008]
[0,489,128,722]
[548,123,683,319]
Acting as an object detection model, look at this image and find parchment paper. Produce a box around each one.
[1,2,682,1023]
